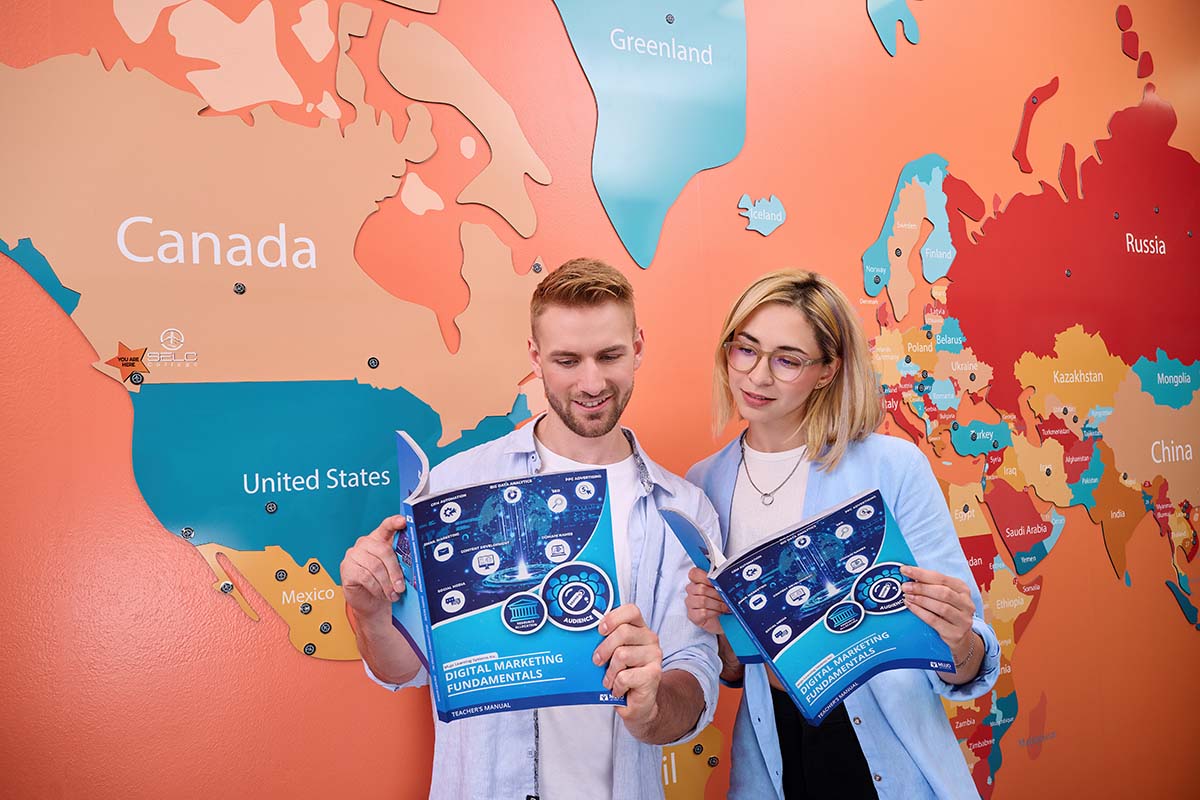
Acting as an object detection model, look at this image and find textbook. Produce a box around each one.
[661,489,954,723]
[389,432,625,722]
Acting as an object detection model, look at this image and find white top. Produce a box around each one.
[728,440,810,557]
[534,437,638,799]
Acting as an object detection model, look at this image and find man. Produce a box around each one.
[340,258,721,799]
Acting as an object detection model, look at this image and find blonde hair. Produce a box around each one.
[713,270,884,470]
[530,257,635,334]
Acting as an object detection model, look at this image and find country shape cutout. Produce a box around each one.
[554,0,747,267]
[378,20,551,238]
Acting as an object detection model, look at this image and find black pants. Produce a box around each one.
[771,688,878,799]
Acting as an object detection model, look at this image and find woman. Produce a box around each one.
[684,270,999,799]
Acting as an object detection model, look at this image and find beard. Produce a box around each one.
[545,380,633,439]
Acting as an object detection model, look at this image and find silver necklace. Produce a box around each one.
[739,433,805,506]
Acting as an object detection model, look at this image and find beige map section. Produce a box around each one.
[168,0,302,111]
[0,38,533,443]
[378,20,551,237]
[1012,325,1128,419]
[1010,433,1072,506]
[400,173,444,215]
[934,347,993,395]
[383,0,440,12]
[292,0,335,62]
[870,328,904,386]
[400,103,437,162]
[992,445,1028,490]
[884,180,923,323]
[197,543,358,660]
[1035,392,1087,440]
[1103,373,1200,499]
[949,482,991,538]
[333,2,372,114]
[114,0,184,44]
[316,90,340,119]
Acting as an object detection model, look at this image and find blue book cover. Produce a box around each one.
[389,432,625,722]
[662,489,954,723]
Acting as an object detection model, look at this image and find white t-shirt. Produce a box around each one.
[728,441,810,556]
[534,438,638,799]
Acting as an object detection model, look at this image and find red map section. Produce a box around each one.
[1014,575,1043,643]
[947,85,1200,413]
[985,480,1052,561]
[1012,77,1060,173]
[960,533,1000,591]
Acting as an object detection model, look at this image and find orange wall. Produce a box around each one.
[3,2,1199,798]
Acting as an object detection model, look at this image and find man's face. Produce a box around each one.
[528,302,643,439]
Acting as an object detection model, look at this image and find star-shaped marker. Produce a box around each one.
[105,342,149,382]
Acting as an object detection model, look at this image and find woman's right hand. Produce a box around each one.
[684,567,732,636]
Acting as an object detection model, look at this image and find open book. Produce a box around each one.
[389,432,625,722]
[662,489,954,723]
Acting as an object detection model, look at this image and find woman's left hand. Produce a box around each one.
[899,565,976,655]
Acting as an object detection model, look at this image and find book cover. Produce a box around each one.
[663,489,954,723]
[390,432,626,722]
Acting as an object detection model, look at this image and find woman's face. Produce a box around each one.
[726,302,839,435]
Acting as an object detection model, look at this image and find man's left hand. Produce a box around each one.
[593,603,662,733]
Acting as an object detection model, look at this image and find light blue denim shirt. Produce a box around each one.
[366,417,722,800]
[687,433,1000,800]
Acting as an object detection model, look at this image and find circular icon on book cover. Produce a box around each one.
[472,548,501,576]
[439,502,462,524]
[575,481,596,500]
[502,485,523,504]
[544,538,571,563]
[824,600,865,634]
[747,593,768,611]
[547,493,568,514]
[855,503,876,520]
[741,563,763,581]
[441,589,466,614]
[770,624,793,645]
[793,535,811,549]
[844,554,870,574]
[835,523,854,540]
[853,562,906,614]
[785,585,811,607]
[541,562,612,631]
[501,592,548,635]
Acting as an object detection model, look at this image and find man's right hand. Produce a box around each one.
[341,515,408,621]
[684,566,731,636]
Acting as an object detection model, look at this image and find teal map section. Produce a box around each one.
[950,420,1013,456]
[1132,349,1200,409]
[129,381,527,582]
[738,194,787,235]
[936,317,966,353]
[554,0,747,267]
[862,153,950,296]
[2,237,80,314]
[866,0,920,56]
[1012,509,1066,574]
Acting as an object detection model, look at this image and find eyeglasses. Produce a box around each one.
[722,340,822,383]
